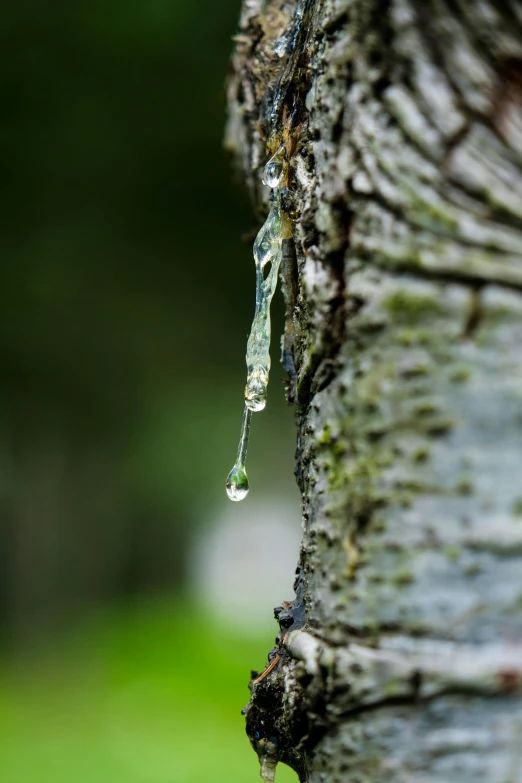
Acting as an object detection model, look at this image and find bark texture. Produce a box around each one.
[227,1,522,781]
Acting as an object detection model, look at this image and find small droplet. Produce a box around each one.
[245,396,265,412]
[245,367,268,411]
[226,462,249,502]
[262,152,284,190]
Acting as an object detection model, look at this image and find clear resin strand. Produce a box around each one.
[244,203,283,411]
[226,152,286,501]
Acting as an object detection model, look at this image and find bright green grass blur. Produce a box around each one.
[0,600,298,783]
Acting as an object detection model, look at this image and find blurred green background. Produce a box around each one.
[0,2,300,781]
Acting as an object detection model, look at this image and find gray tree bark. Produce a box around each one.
[226,1,522,781]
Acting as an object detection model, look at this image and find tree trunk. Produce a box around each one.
[226,1,522,781]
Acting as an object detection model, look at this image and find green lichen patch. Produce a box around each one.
[412,446,431,463]
[399,361,432,379]
[318,424,332,445]
[449,365,471,383]
[413,400,440,418]
[396,327,433,346]
[423,417,454,437]
[456,477,474,496]
[383,289,445,325]
[445,544,462,562]
[393,568,415,585]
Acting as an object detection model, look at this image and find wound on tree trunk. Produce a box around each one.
[227,1,522,781]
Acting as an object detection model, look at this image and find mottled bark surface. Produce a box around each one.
[227,1,522,781]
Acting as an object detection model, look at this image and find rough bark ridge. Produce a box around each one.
[227,1,522,781]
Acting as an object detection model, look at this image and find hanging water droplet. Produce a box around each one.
[226,405,252,502]
[226,462,249,501]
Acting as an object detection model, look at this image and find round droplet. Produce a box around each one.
[245,368,268,412]
[262,157,284,190]
[226,463,249,501]
[245,396,266,412]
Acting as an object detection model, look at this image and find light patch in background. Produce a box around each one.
[190,498,302,633]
